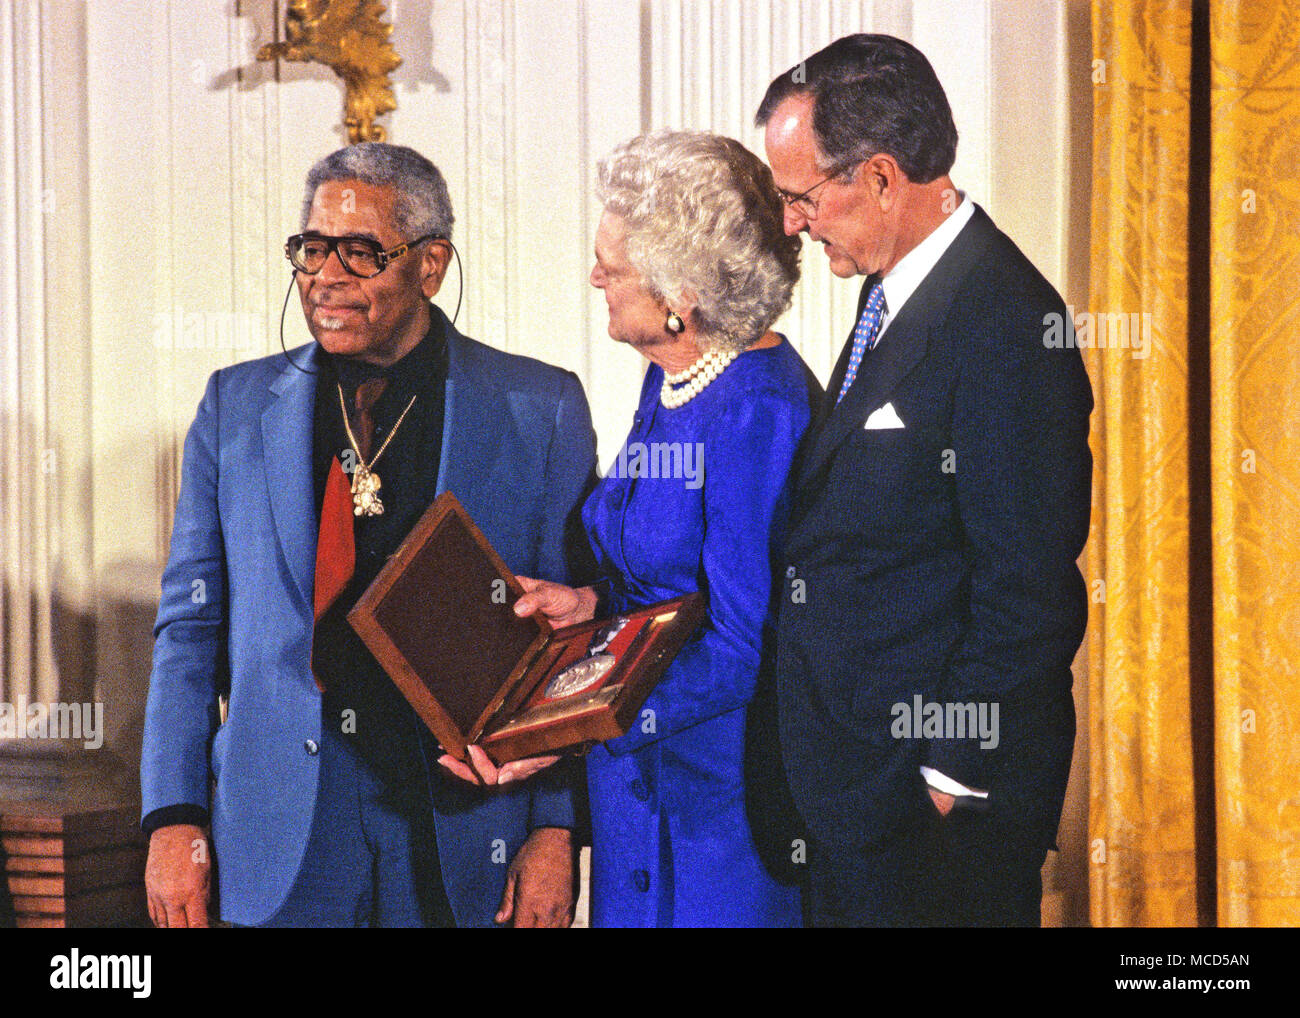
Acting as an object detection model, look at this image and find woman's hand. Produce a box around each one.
[513,577,599,628]
[438,744,561,786]
[436,579,597,786]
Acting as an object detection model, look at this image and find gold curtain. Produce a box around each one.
[1087,0,1198,926]
[1089,0,1300,926]
[1209,1,1300,926]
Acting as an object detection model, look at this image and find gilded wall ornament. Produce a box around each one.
[258,0,402,143]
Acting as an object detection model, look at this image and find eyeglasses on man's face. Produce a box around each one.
[285,232,441,278]
[777,164,856,219]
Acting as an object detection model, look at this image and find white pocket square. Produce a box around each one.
[863,402,905,430]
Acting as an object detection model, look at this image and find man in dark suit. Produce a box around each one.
[141,143,597,927]
[757,35,1092,926]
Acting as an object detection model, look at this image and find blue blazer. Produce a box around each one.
[141,311,598,927]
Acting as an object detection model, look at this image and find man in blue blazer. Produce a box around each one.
[141,144,597,927]
[758,36,1092,926]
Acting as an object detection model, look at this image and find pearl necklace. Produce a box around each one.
[660,347,740,408]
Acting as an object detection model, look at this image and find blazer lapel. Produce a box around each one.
[822,274,877,412]
[797,309,929,488]
[795,205,999,489]
[437,319,510,508]
[262,344,324,610]
[791,276,872,486]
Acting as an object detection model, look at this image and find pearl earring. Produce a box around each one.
[665,311,686,334]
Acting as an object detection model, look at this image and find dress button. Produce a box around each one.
[304,739,319,756]
[785,565,796,579]
[629,778,649,801]
[632,869,650,892]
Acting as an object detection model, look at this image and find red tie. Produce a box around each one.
[350,378,387,463]
[313,457,356,625]
[311,378,387,686]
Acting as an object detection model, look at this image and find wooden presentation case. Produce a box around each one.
[348,493,705,764]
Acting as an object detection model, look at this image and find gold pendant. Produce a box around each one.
[351,465,384,516]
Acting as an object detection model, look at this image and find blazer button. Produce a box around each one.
[785,565,796,579]
[629,778,649,801]
[632,869,650,892]
[304,739,319,756]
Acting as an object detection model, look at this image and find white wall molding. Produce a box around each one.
[1,0,56,706]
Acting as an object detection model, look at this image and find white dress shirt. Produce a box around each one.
[874,191,975,346]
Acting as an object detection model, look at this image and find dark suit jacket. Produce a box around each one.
[774,205,1092,861]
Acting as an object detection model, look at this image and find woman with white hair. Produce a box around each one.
[444,130,818,926]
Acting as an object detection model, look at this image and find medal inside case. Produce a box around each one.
[478,601,696,762]
[348,492,705,766]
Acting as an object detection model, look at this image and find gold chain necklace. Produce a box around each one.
[337,382,418,517]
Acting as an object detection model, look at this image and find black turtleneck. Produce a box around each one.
[310,310,450,784]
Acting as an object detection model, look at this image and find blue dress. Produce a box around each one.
[582,338,813,927]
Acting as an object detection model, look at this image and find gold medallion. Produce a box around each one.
[338,383,417,519]
[351,464,384,516]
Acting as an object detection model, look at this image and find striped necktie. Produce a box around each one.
[836,281,887,403]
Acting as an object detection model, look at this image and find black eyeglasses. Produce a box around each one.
[285,232,442,278]
[777,164,855,219]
